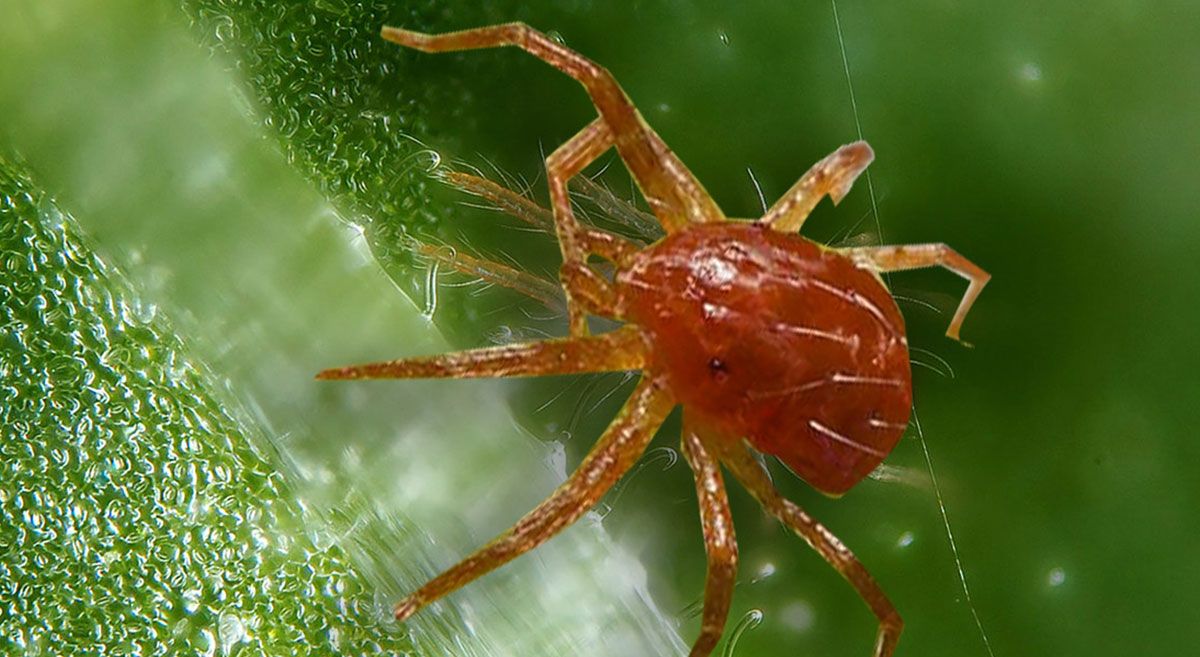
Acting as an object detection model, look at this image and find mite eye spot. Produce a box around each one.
[708,357,729,381]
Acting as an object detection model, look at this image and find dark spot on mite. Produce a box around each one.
[708,357,729,382]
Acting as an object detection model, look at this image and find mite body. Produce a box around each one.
[619,223,912,496]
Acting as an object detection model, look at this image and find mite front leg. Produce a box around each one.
[570,174,663,242]
[382,23,725,232]
[436,170,639,316]
[718,441,902,657]
[561,227,642,320]
[843,243,990,342]
[547,117,618,336]
[560,261,623,321]
[392,375,676,622]
[443,170,659,246]
[410,240,564,311]
[760,141,874,233]
[442,170,555,233]
[315,325,646,380]
[681,420,738,657]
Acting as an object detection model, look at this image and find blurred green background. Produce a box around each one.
[2,1,1198,656]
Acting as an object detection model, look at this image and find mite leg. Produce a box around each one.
[559,225,639,322]
[382,23,725,231]
[315,324,646,380]
[546,117,620,335]
[392,375,676,621]
[443,169,641,268]
[842,243,990,342]
[681,420,738,657]
[434,171,638,316]
[760,141,875,233]
[577,227,640,269]
[718,441,902,657]
[546,121,650,328]
[570,174,663,243]
[410,240,565,311]
[444,170,659,246]
[558,257,623,321]
[442,170,555,233]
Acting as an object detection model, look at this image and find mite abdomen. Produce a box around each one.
[619,222,912,494]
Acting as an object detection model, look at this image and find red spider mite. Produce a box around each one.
[317,22,990,657]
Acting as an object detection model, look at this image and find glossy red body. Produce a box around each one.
[618,223,912,495]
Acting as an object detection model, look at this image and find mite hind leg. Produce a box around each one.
[717,440,903,657]
[382,23,725,231]
[842,243,990,342]
[392,375,676,622]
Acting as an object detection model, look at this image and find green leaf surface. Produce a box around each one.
[0,155,409,654]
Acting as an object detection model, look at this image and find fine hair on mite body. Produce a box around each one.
[317,21,990,657]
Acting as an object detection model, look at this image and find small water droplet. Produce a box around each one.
[897,530,915,548]
[779,600,815,633]
[718,29,731,46]
[213,16,234,43]
[218,612,246,653]
[751,561,776,583]
[23,509,45,530]
[421,259,440,321]
[182,589,201,614]
[1047,566,1066,587]
[400,148,442,174]
[313,0,343,15]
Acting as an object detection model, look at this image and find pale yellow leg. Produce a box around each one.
[411,240,564,311]
[718,441,903,657]
[315,325,646,381]
[681,419,738,657]
[382,23,725,233]
[392,375,676,621]
[760,141,875,233]
[843,243,990,342]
